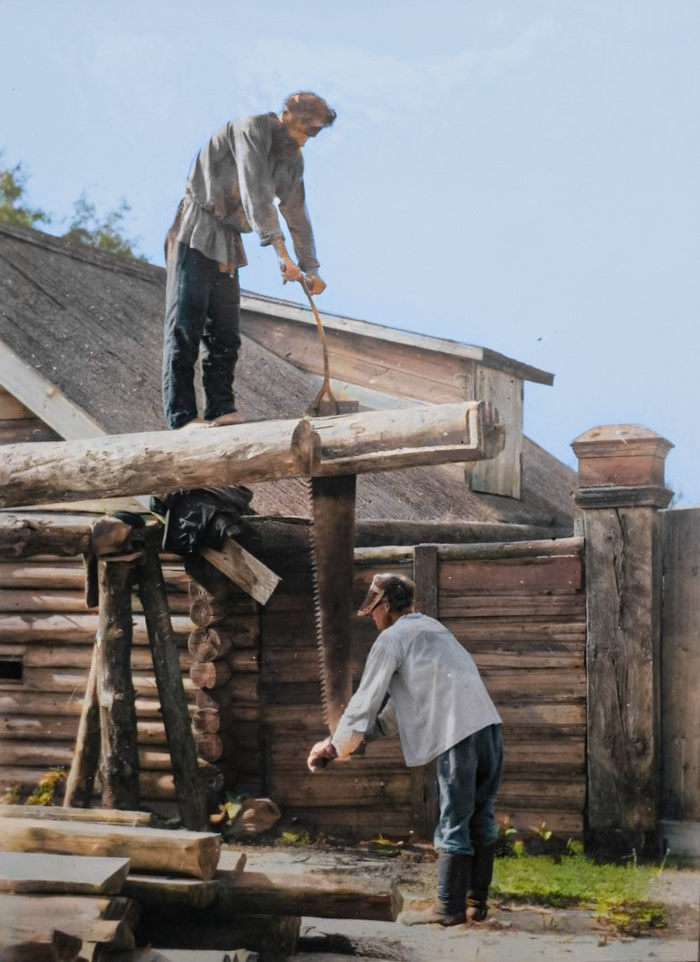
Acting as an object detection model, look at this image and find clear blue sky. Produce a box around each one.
[2,1,699,502]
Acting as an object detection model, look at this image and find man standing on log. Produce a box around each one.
[163,91,336,429]
[307,573,504,927]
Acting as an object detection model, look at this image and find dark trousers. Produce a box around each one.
[162,243,241,428]
[434,723,503,855]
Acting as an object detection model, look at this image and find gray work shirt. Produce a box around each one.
[331,612,502,767]
[175,112,320,272]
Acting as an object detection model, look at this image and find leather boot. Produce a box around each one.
[468,842,495,922]
[402,851,470,926]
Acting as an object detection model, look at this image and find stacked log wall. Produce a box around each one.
[0,525,585,841]
[263,538,586,840]
[0,554,194,810]
[187,561,264,797]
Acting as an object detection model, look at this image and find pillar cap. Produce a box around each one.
[572,424,673,504]
[572,424,674,460]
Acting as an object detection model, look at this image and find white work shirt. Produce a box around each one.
[331,612,502,768]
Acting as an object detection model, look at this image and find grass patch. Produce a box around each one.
[493,854,666,932]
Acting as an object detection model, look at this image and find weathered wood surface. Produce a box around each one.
[0,817,222,880]
[218,849,403,920]
[137,909,300,958]
[660,507,700,824]
[123,851,246,908]
[63,643,100,808]
[0,931,83,962]
[200,543,280,607]
[125,848,402,921]
[0,611,192,644]
[0,851,130,894]
[0,893,138,950]
[216,870,404,921]
[0,402,503,508]
[135,548,209,832]
[0,805,151,826]
[96,560,140,812]
[260,546,586,840]
[0,515,93,559]
[583,507,661,834]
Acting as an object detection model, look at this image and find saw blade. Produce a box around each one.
[308,472,357,732]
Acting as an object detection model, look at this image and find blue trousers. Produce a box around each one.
[162,243,241,428]
[433,723,503,855]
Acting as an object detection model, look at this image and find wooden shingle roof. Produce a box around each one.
[0,221,576,528]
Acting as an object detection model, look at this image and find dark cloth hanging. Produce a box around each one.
[150,485,254,555]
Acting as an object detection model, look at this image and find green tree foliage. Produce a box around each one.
[63,191,145,260]
[0,156,51,228]
[0,153,145,261]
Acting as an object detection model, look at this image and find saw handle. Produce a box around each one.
[300,277,339,414]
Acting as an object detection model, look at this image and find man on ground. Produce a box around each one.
[307,572,503,926]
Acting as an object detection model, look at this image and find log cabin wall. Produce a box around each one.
[0,551,194,812]
[0,525,585,841]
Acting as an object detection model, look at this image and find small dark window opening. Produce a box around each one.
[0,657,23,683]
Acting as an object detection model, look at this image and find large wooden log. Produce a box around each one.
[216,849,404,921]
[0,816,222,880]
[135,547,209,832]
[0,612,192,644]
[0,402,503,508]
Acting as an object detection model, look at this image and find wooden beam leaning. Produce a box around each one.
[0,401,504,508]
[134,547,209,832]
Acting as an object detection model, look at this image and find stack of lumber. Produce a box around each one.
[187,560,265,796]
[0,807,403,962]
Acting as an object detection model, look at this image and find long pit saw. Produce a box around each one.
[301,279,357,733]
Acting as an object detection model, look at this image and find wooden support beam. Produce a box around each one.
[0,401,503,509]
[96,560,140,812]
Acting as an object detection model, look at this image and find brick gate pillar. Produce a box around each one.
[572,425,673,860]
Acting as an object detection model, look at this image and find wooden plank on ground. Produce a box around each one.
[123,851,246,909]
[0,893,137,950]
[0,805,151,826]
[0,817,222,880]
[0,851,130,894]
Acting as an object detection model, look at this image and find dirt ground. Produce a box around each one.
[139,841,700,962]
[240,841,700,960]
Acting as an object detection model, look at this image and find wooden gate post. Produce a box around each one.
[572,425,673,860]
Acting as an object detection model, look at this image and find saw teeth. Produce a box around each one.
[306,474,356,733]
